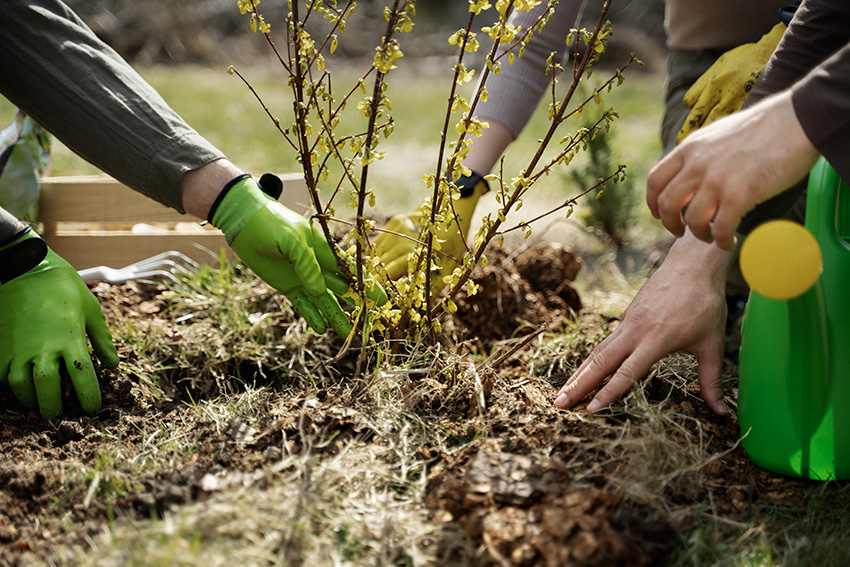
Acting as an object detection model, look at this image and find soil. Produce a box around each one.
[0,242,841,566]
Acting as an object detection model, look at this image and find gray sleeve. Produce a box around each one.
[0,206,21,242]
[475,0,586,137]
[0,0,225,212]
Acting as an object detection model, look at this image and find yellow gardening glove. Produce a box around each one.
[373,172,489,285]
[677,22,786,144]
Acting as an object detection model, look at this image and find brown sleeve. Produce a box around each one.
[791,43,850,182]
[743,0,850,110]
[738,0,850,232]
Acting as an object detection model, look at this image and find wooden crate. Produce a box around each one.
[39,173,310,270]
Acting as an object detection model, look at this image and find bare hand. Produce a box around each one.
[554,232,731,415]
[647,91,819,250]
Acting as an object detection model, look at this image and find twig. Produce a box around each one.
[484,324,546,368]
[497,165,627,235]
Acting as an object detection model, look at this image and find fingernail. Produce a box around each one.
[586,399,601,412]
[715,400,728,415]
[554,393,567,408]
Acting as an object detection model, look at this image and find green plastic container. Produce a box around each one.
[738,158,850,479]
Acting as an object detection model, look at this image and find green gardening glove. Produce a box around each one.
[209,174,362,336]
[677,22,786,144]
[373,171,489,285]
[0,228,119,419]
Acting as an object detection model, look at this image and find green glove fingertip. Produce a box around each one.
[325,272,351,297]
[93,340,120,369]
[8,363,37,410]
[85,301,119,369]
[33,356,63,420]
[89,337,118,369]
[315,292,353,338]
[65,352,102,414]
[288,289,329,334]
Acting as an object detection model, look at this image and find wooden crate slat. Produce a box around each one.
[37,173,310,271]
[40,178,184,224]
[44,233,233,271]
[39,173,310,224]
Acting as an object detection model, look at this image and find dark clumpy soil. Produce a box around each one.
[0,242,841,566]
[449,243,583,348]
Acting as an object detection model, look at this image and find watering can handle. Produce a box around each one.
[805,157,845,246]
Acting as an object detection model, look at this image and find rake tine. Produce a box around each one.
[77,251,201,284]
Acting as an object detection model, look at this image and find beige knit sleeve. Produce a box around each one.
[474,0,585,138]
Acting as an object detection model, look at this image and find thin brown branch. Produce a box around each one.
[229,67,298,152]
[484,324,546,368]
[497,164,627,235]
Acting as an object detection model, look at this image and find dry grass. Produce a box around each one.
[66,354,471,567]
[604,357,731,505]
[9,262,850,567]
[77,413,437,567]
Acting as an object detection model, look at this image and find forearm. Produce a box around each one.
[181,159,246,220]
[462,119,515,174]
[0,0,224,212]
[667,228,736,285]
[736,0,850,224]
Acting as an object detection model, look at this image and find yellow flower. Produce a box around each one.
[469,0,492,15]
[514,0,542,12]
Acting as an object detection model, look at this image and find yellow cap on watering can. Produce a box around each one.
[740,220,823,300]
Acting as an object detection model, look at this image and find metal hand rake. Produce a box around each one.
[77,251,199,284]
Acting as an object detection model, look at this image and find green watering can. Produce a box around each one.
[738,157,850,480]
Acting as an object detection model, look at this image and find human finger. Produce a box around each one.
[646,151,686,220]
[694,341,727,415]
[563,328,619,384]
[554,332,630,409]
[656,182,693,238]
[585,341,670,412]
[680,187,719,244]
[709,204,743,251]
